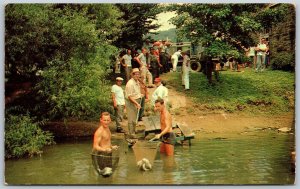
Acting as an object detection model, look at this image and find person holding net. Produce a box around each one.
[92,112,119,176]
[153,98,176,156]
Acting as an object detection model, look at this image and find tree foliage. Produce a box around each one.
[5,4,122,82]
[5,114,54,158]
[5,3,169,158]
[270,52,295,71]
[5,4,123,121]
[5,4,51,81]
[114,3,162,49]
[168,4,289,58]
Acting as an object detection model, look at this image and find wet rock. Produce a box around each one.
[278,127,291,133]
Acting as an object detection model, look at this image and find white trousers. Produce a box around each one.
[171,56,178,72]
[140,66,153,85]
[182,69,189,89]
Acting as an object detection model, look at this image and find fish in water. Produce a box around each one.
[137,158,152,171]
[97,167,113,177]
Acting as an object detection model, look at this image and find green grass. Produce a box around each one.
[164,68,295,115]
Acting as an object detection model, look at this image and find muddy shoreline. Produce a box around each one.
[43,86,294,139]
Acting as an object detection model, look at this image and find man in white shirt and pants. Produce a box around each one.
[171,50,182,72]
[111,77,126,133]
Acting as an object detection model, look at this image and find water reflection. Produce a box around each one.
[5,131,295,185]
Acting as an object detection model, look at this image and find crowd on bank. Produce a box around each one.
[114,40,191,90]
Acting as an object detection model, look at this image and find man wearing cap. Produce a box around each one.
[151,77,168,107]
[125,68,143,138]
[111,77,126,133]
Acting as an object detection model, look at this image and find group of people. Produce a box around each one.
[116,40,191,90]
[92,39,196,168]
[215,38,270,74]
[93,67,176,170]
[117,40,170,86]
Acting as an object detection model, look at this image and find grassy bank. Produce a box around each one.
[163,68,295,115]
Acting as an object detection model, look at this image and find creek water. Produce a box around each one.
[5,131,295,185]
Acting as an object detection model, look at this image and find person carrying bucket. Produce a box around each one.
[153,98,176,156]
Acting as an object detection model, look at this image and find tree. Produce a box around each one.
[5,4,52,82]
[5,4,125,158]
[114,3,162,49]
[168,4,289,58]
[5,4,124,120]
[5,4,123,83]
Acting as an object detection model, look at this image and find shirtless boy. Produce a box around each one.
[154,98,175,156]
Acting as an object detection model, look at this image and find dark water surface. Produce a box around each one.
[5,131,295,185]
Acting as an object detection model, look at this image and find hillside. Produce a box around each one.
[147,28,177,42]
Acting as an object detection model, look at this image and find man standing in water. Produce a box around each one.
[92,112,119,173]
[154,98,175,156]
[93,112,119,152]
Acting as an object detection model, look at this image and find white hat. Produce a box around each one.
[132,68,140,73]
[116,77,124,81]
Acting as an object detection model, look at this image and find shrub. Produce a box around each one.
[5,114,54,159]
[270,52,295,71]
[37,51,115,121]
